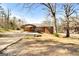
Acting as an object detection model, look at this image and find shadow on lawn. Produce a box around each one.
[17,39,79,56]
[1,38,79,56]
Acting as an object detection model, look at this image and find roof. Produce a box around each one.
[21,24,36,28]
[33,24,53,27]
[21,24,53,28]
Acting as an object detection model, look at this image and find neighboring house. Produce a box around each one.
[21,24,53,34]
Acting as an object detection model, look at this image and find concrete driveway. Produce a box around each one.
[0,31,25,55]
[0,31,41,56]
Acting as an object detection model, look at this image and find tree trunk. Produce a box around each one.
[66,27,70,37]
[66,17,70,37]
[53,16,57,34]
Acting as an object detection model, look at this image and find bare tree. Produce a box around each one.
[21,3,58,34]
[0,6,5,27]
[5,8,11,29]
[41,3,57,34]
[63,3,77,37]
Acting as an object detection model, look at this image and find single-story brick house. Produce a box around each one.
[21,24,53,34]
[21,24,36,32]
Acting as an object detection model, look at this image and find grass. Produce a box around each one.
[0,27,18,33]
[51,34,79,45]
[35,39,53,43]
[53,33,59,37]
[24,36,35,39]
[0,28,7,32]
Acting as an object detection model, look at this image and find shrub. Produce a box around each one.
[54,33,59,37]
[0,28,6,32]
[24,36,35,39]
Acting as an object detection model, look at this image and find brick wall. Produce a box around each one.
[35,26,53,34]
[21,24,53,34]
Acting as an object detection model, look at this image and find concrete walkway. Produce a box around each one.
[0,37,23,51]
[0,31,25,55]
